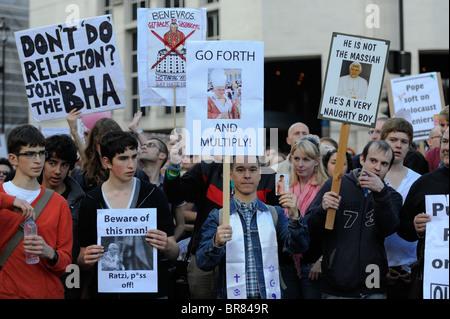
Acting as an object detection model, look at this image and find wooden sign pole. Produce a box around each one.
[173,86,177,129]
[325,123,351,230]
[222,155,231,225]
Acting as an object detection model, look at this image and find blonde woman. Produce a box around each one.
[282,136,327,299]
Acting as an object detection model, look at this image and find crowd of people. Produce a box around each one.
[0,105,448,300]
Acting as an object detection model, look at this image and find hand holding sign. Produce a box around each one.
[81,244,104,266]
[214,224,233,247]
[321,191,341,211]
[278,191,299,219]
[414,213,431,234]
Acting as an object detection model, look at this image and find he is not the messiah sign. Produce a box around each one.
[318,32,390,128]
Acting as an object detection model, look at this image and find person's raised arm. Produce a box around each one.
[128,111,147,145]
[66,109,86,162]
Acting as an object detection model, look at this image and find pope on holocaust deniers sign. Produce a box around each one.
[318,32,390,127]
[15,15,126,122]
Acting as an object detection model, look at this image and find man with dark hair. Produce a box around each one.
[352,117,389,169]
[164,143,279,298]
[139,137,168,185]
[0,125,73,299]
[196,155,309,299]
[306,140,402,299]
[41,134,85,298]
[77,130,178,299]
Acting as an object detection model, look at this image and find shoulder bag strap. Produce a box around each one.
[0,189,54,270]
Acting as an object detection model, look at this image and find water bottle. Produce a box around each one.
[24,218,39,264]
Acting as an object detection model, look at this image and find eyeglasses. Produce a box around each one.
[14,150,48,159]
[0,170,10,175]
[368,129,381,136]
[141,142,162,152]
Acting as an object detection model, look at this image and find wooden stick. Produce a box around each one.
[173,86,177,130]
[325,123,351,230]
[222,155,231,225]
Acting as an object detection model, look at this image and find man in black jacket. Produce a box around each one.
[306,140,402,299]
[398,127,449,299]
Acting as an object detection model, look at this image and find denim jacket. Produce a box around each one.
[196,198,309,299]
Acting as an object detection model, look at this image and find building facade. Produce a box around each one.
[0,0,29,135]
[16,0,450,154]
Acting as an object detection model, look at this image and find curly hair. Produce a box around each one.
[82,118,122,186]
[45,134,79,170]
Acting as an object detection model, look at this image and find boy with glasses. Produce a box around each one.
[0,124,73,299]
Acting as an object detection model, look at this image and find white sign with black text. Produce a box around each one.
[423,194,449,299]
[185,41,265,156]
[15,15,126,122]
[318,32,390,127]
[97,208,158,293]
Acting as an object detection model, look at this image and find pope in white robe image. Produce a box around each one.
[337,62,368,100]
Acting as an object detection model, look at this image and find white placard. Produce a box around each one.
[423,194,449,299]
[318,32,390,127]
[97,208,158,293]
[185,41,265,156]
[388,72,444,141]
[15,15,126,122]
[137,8,206,106]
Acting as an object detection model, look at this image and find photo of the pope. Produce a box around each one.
[207,68,241,119]
[336,61,371,100]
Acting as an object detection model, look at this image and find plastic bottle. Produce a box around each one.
[24,218,39,264]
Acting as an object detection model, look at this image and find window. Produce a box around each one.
[419,50,449,104]
[264,58,323,153]
[130,30,147,116]
[207,11,219,40]
[131,0,150,21]
[165,0,185,7]
[104,0,113,14]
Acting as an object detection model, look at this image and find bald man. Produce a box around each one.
[427,126,442,150]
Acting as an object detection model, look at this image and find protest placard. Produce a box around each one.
[15,15,126,122]
[387,72,445,141]
[423,194,449,299]
[318,32,390,127]
[184,41,265,157]
[0,134,7,158]
[97,208,158,293]
[137,8,206,106]
[318,33,390,229]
